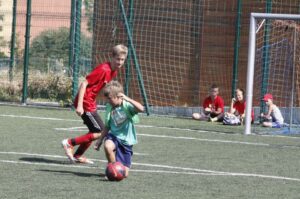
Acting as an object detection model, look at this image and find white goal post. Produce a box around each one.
[245,13,300,135]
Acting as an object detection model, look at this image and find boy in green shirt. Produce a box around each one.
[95,80,144,177]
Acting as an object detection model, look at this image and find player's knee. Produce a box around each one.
[262,122,270,127]
[104,140,115,152]
[192,113,201,120]
[92,132,102,140]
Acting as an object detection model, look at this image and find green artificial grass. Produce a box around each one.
[0,105,300,199]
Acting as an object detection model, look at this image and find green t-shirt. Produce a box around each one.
[105,100,139,146]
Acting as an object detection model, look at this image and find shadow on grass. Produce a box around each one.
[39,169,106,178]
[19,157,67,165]
[38,169,114,182]
[19,157,109,181]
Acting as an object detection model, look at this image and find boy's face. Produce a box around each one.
[111,54,127,71]
[235,90,244,101]
[210,88,219,98]
[264,99,271,105]
[106,94,122,107]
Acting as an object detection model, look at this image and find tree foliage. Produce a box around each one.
[84,0,94,33]
[29,27,92,72]
[0,1,7,58]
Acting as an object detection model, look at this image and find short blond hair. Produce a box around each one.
[112,44,128,57]
[103,80,124,98]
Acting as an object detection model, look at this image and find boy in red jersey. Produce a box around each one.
[61,44,128,164]
[192,84,224,122]
[227,88,254,124]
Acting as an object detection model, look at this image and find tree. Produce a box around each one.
[83,0,94,33]
[0,34,6,58]
[29,27,92,72]
[0,0,7,58]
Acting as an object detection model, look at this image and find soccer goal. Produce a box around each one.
[245,13,300,135]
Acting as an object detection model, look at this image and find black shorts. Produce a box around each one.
[81,111,105,133]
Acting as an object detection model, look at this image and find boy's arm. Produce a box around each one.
[214,108,223,115]
[229,98,236,114]
[76,80,88,116]
[266,105,273,117]
[118,93,145,113]
[203,98,212,114]
[94,128,109,151]
[261,105,273,118]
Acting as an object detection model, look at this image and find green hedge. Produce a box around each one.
[0,72,72,106]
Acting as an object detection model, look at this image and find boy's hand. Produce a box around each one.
[117,93,129,101]
[231,98,236,103]
[76,106,84,116]
[204,107,211,112]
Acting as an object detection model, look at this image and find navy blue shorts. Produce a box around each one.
[272,122,283,128]
[105,134,133,168]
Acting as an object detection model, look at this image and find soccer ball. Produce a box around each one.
[105,162,126,181]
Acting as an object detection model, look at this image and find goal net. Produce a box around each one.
[245,13,300,135]
[92,0,235,116]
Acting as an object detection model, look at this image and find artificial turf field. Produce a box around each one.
[0,105,299,199]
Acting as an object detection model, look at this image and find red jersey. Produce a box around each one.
[203,96,224,113]
[233,101,254,121]
[74,62,117,112]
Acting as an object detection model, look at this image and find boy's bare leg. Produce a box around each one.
[262,121,272,127]
[103,139,130,178]
[192,113,209,121]
[210,113,224,122]
[192,113,201,120]
[104,140,116,163]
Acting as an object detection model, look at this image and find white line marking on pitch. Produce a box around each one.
[54,127,271,147]
[138,134,270,146]
[1,151,300,182]
[0,149,148,157]
[59,129,298,148]
[2,114,300,142]
[55,126,86,131]
[2,114,300,149]
[0,160,225,176]
[1,160,97,169]
[0,114,80,122]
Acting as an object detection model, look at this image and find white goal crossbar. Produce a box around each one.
[245,13,300,135]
